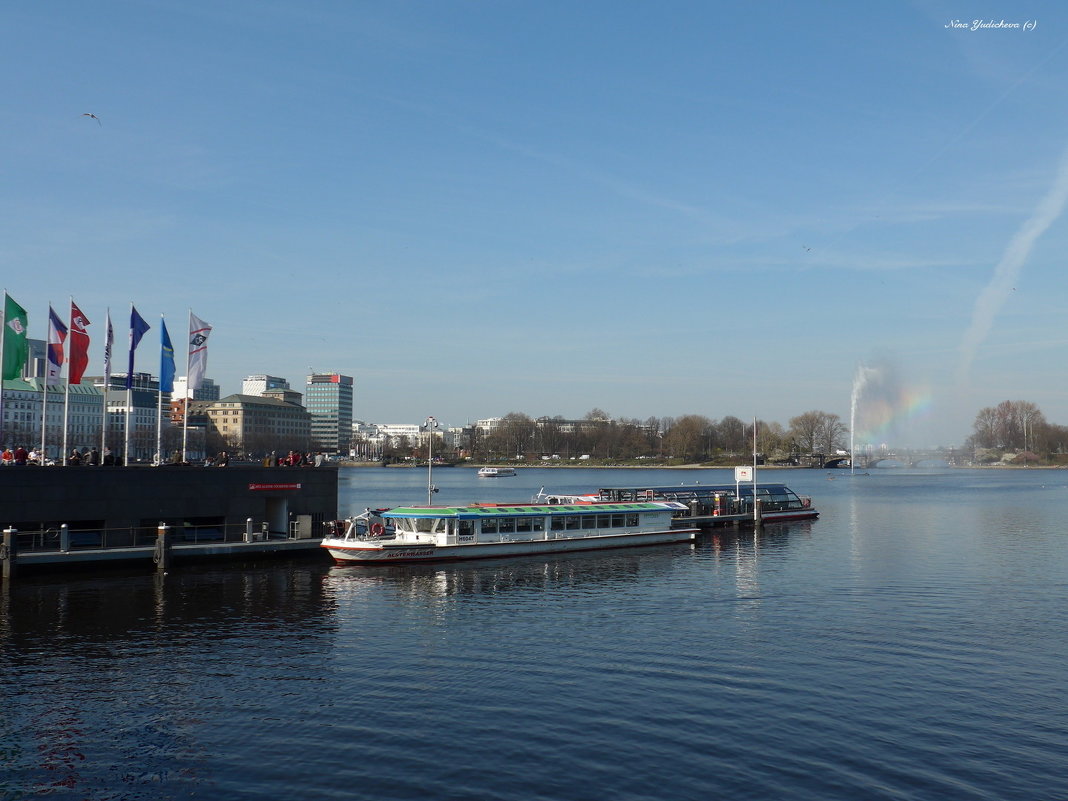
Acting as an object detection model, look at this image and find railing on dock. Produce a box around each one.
[8,521,301,554]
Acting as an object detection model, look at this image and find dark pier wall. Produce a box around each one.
[0,465,338,533]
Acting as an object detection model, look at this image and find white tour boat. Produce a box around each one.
[321,500,696,564]
[478,467,517,477]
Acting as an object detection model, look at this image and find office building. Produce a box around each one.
[305,373,353,454]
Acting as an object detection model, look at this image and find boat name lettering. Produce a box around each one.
[249,483,302,491]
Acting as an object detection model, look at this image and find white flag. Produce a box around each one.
[102,309,114,385]
[187,312,212,397]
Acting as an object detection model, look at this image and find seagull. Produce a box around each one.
[82,113,101,126]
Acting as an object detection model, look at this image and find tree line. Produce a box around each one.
[968,400,1068,460]
[377,408,852,464]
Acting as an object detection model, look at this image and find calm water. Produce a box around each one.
[2,467,1067,800]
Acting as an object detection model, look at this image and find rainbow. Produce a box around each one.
[853,387,934,446]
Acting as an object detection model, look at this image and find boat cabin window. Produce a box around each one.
[458,520,474,537]
[597,514,611,528]
[481,519,498,534]
[581,516,597,530]
[411,518,443,533]
[551,515,584,531]
[516,517,533,533]
[499,518,516,534]
[627,514,638,526]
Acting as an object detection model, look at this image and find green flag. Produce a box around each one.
[2,293,29,380]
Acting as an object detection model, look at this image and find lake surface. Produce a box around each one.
[2,466,1067,800]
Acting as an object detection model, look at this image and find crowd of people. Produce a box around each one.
[1,445,121,466]
[2,445,330,467]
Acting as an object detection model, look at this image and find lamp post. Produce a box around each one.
[425,416,439,505]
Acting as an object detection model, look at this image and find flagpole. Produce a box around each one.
[124,303,132,467]
[156,383,163,465]
[156,314,163,466]
[40,302,49,465]
[0,290,7,447]
[100,308,111,465]
[63,296,73,465]
[182,309,191,463]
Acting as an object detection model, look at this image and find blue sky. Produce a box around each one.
[4,1,1068,447]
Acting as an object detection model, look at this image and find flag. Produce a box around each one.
[187,312,212,397]
[2,293,29,381]
[126,305,151,389]
[103,309,114,387]
[68,301,91,385]
[45,305,68,385]
[159,317,175,394]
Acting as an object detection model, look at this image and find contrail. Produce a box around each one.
[957,144,1068,384]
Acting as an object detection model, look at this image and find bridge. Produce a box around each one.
[802,450,967,469]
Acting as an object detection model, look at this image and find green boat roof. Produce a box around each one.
[385,502,682,519]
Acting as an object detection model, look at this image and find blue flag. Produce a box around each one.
[126,305,151,389]
[159,317,175,394]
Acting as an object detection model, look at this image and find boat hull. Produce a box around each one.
[322,528,696,564]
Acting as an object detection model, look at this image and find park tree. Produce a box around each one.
[789,410,848,454]
[717,416,747,455]
[663,414,714,462]
[483,412,536,458]
[969,401,1046,451]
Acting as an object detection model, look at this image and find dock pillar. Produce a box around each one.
[60,523,70,553]
[245,518,254,543]
[754,499,763,528]
[261,521,269,542]
[2,527,18,581]
[154,524,173,573]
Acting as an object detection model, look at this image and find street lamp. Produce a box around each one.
[424,416,439,505]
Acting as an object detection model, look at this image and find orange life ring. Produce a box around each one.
[370,522,385,536]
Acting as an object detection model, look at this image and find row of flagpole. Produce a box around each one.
[0,291,212,466]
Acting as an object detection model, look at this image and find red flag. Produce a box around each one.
[68,300,91,385]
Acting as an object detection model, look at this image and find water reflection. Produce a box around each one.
[323,546,678,604]
[0,563,338,653]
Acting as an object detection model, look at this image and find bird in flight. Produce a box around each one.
[82,113,101,125]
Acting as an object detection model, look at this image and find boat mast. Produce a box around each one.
[425,415,438,505]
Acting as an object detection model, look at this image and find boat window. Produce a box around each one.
[499,518,516,533]
[611,514,625,527]
[415,518,437,533]
[482,519,498,534]
[626,514,638,526]
[551,516,565,531]
[516,517,532,533]
[581,515,597,530]
[597,515,611,528]
[458,520,473,536]
[565,516,581,531]
[532,517,545,531]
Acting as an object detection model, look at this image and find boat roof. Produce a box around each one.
[598,483,796,495]
[384,501,686,519]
